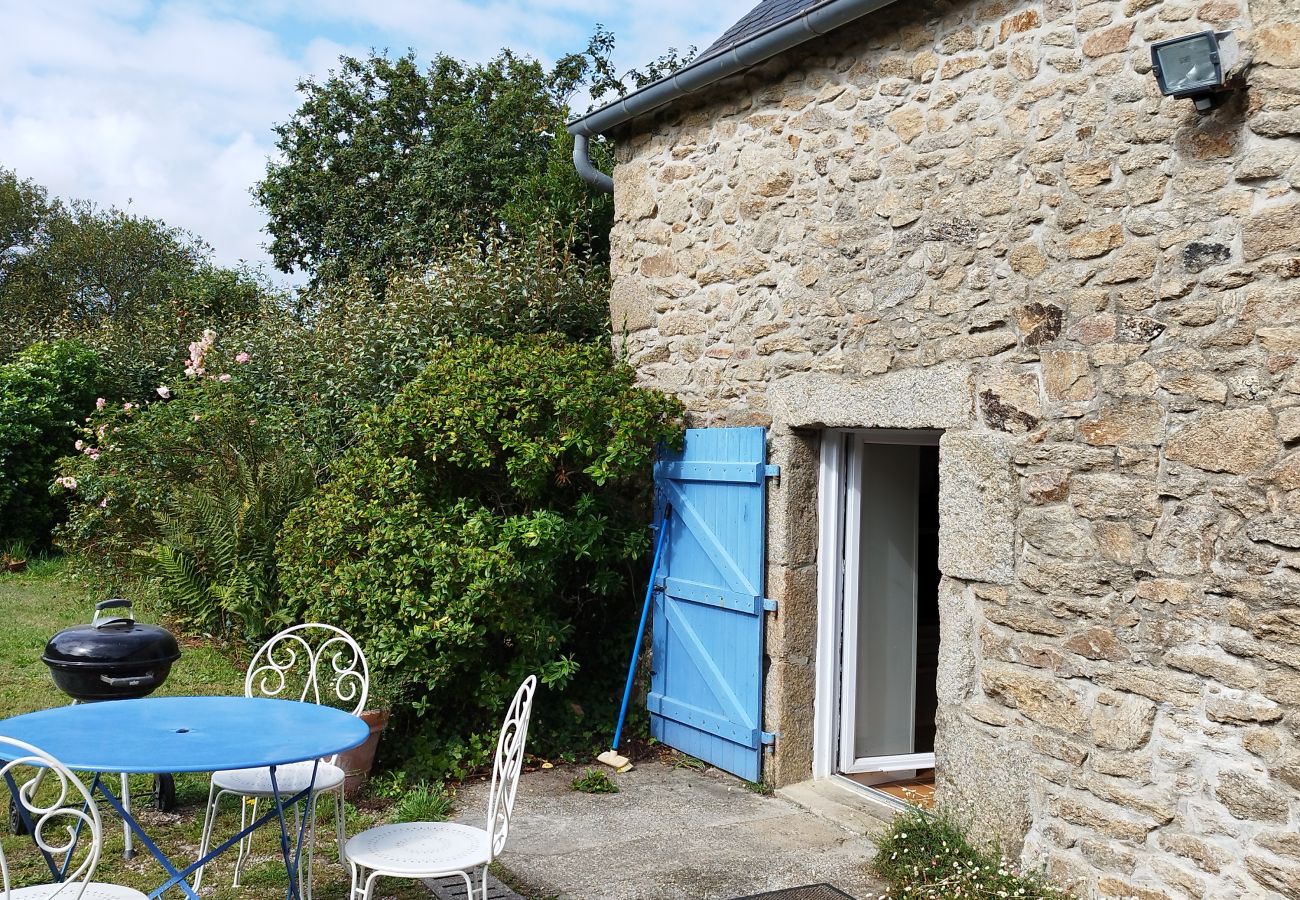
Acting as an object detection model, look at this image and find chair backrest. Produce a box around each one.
[0,736,102,899]
[484,675,538,859]
[245,623,370,716]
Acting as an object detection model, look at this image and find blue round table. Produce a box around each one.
[0,696,368,773]
[0,696,369,900]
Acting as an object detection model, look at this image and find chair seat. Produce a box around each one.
[212,760,345,796]
[13,884,149,899]
[345,822,491,876]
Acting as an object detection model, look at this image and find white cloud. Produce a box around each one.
[0,0,755,281]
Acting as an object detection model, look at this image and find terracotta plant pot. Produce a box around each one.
[338,708,389,797]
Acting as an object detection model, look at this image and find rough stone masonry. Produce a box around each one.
[604,0,1300,895]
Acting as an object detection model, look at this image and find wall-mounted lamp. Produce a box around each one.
[1150,30,1241,112]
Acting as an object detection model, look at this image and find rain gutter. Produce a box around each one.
[567,0,902,193]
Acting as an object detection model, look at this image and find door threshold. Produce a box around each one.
[776,777,897,836]
[830,774,918,814]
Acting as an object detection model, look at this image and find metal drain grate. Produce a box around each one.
[731,885,857,900]
[424,873,524,900]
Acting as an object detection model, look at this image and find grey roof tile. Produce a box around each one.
[699,0,833,60]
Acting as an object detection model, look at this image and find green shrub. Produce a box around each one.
[0,341,103,547]
[570,769,619,794]
[226,231,612,457]
[277,336,682,779]
[55,335,318,639]
[872,806,1074,899]
[390,781,455,824]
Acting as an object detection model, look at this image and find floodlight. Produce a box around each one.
[1150,30,1240,112]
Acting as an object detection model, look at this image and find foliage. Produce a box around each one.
[576,26,698,106]
[55,342,318,640]
[390,781,455,824]
[0,168,276,400]
[0,341,103,548]
[256,47,613,289]
[229,230,612,456]
[570,769,619,794]
[872,806,1075,900]
[278,337,683,779]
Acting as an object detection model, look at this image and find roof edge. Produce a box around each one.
[566,0,901,138]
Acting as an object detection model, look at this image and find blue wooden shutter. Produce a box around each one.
[650,427,775,782]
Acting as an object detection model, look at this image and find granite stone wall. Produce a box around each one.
[607,0,1300,894]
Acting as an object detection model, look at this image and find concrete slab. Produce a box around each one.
[451,761,885,900]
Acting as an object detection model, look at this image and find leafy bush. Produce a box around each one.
[570,769,619,794]
[390,781,455,824]
[872,806,1074,899]
[226,231,612,457]
[0,341,103,547]
[1,169,277,401]
[55,337,318,639]
[278,336,682,778]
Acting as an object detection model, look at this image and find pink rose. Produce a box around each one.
[74,440,84,451]
[235,352,251,364]
[95,398,106,410]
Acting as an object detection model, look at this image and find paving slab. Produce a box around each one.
[451,761,886,900]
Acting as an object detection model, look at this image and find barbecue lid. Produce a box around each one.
[42,599,182,669]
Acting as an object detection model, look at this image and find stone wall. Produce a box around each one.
[607,0,1300,895]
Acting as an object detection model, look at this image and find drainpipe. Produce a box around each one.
[567,0,901,193]
[572,134,613,194]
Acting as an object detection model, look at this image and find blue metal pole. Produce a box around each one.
[612,505,672,752]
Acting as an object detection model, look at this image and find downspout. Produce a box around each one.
[572,134,614,194]
[567,0,901,193]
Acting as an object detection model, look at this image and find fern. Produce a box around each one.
[146,442,313,639]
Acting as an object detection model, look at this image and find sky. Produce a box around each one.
[0,0,755,282]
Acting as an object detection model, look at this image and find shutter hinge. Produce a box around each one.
[760,731,777,746]
[764,464,781,478]
[761,597,778,612]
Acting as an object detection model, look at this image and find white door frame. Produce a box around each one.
[813,429,939,781]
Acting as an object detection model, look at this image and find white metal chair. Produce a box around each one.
[0,735,147,899]
[345,675,537,900]
[194,623,369,899]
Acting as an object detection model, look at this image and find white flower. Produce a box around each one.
[55,476,77,490]
[95,397,106,410]
[156,385,172,399]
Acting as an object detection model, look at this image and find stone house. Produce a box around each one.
[567,0,1300,896]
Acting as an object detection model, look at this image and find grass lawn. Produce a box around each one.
[0,559,430,899]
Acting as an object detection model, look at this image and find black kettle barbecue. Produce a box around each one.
[42,599,181,701]
[15,599,182,833]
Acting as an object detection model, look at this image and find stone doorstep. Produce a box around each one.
[775,778,897,838]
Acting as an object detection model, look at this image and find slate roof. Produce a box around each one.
[699,0,834,61]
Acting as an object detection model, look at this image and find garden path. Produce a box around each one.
[450,759,888,900]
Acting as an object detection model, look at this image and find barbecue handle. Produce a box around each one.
[100,673,156,687]
[93,598,135,629]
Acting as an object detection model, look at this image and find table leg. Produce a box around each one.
[121,772,135,860]
[96,778,201,900]
[268,763,319,900]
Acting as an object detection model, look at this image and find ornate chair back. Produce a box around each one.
[245,623,370,762]
[0,736,103,899]
[484,675,538,859]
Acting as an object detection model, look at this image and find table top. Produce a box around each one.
[0,696,370,773]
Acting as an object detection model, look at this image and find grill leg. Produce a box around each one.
[121,773,135,860]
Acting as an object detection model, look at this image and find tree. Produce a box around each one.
[255,37,635,290]
[0,169,274,398]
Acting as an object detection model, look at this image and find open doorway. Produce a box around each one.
[814,430,941,809]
